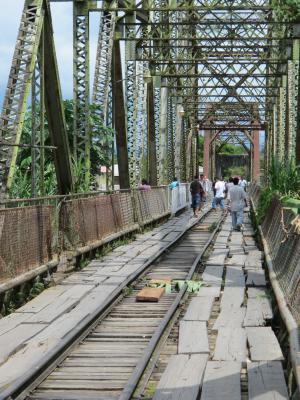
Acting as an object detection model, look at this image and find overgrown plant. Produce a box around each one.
[10,100,114,198]
[256,158,300,223]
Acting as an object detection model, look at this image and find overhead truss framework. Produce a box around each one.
[103,0,297,181]
[1,0,299,197]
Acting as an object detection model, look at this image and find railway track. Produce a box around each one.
[13,209,223,400]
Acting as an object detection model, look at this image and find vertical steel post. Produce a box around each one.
[44,3,73,193]
[252,122,260,182]
[112,38,130,189]
[31,30,45,197]
[203,129,210,179]
[174,103,183,179]
[167,96,175,181]
[158,84,168,184]
[73,0,90,188]
[277,75,287,162]
[147,79,157,186]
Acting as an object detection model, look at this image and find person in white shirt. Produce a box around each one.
[239,176,247,192]
[212,177,226,210]
[229,176,247,231]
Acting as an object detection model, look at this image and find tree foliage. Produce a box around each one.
[11,100,114,197]
[271,0,300,21]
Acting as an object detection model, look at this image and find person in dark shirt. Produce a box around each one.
[190,175,204,217]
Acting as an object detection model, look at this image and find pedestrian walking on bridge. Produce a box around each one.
[190,175,204,217]
[212,177,226,211]
[228,176,247,231]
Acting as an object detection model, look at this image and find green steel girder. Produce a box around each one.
[73,0,91,187]
[0,0,44,198]
[0,0,73,198]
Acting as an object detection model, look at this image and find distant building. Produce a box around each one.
[97,164,120,190]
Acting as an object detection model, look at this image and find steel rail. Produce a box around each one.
[119,210,225,400]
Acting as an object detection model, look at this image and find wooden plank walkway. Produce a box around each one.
[154,211,288,400]
[0,211,201,393]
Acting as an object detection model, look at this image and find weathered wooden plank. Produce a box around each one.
[178,321,209,354]
[197,286,221,299]
[213,307,246,330]
[16,286,67,313]
[220,287,245,309]
[247,287,269,300]
[225,266,245,287]
[248,361,289,399]
[136,287,165,302]
[0,323,46,364]
[0,312,34,336]
[229,248,246,255]
[243,297,273,327]
[246,327,284,361]
[213,328,247,362]
[226,255,247,267]
[183,297,214,322]
[215,236,228,244]
[201,361,241,400]
[247,250,263,260]
[246,271,266,287]
[244,259,263,271]
[26,285,95,324]
[206,250,228,266]
[153,354,208,400]
[202,265,223,285]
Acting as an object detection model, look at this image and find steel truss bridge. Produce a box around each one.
[1,2,300,398]
[0,0,299,195]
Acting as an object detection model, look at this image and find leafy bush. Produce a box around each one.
[256,187,277,224]
[256,158,300,223]
[268,158,300,198]
[271,0,300,22]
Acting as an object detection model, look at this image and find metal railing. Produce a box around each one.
[0,184,190,281]
[249,183,300,393]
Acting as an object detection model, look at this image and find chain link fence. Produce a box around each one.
[0,206,53,280]
[0,185,189,281]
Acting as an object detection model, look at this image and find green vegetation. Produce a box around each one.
[256,158,300,223]
[209,221,218,232]
[219,143,245,155]
[148,279,204,293]
[144,382,157,397]
[223,166,246,181]
[11,100,114,198]
[271,0,300,21]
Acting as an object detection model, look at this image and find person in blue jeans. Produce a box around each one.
[212,177,226,210]
[190,175,204,217]
[228,176,247,231]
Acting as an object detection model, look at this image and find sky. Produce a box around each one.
[0,0,100,106]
